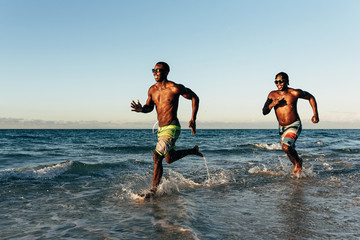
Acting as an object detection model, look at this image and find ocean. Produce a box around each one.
[1,129,359,239]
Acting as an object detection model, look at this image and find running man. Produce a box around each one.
[262,72,319,174]
[131,62,203,198]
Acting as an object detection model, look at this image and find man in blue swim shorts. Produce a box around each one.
[131,62,203,198]
[263,72,319,174]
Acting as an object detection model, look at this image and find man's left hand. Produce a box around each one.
[312,115,319,123]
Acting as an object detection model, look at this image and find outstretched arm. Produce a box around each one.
[131,89,155,113]
[181,86,199,135]
[299,90,319,123]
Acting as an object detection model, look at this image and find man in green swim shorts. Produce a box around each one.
[131,62,203,198]
[263,72,319,174]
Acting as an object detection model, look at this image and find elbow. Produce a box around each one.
[193,95,199,105]
[262,108,269,115]
[194,94,199,102]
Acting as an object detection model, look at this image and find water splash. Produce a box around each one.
[252,143,282,150]
[294,164,315,178]
[248,164,285,176]
[202,156,211,182]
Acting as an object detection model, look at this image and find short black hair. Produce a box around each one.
[156,62,170,72]
[275,72,289,84]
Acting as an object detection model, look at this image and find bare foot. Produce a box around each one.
[293,164,302,174]
[194,145,204,157]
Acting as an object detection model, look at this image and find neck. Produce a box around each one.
[279,86,289,92]
[157,78,168,85]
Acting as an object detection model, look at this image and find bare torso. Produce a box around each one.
[269,88,301,126]
[148,81,184,127]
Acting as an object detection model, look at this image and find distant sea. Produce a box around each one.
[1,129,359,239]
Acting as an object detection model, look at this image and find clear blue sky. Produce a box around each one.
[0,0,359,129]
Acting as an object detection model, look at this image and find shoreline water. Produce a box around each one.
[1,129,359,239]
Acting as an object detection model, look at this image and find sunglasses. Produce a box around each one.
[152,68,165,73]
[274,80,286,84]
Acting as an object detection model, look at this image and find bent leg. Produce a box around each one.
[165,145,203,164]
[282,144,302,174]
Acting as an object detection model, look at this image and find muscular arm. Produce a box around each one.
[181,85,199,135]
[299,90,319,123]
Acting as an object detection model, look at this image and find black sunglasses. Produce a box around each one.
[152,68,165,73]
[274,80,286,84]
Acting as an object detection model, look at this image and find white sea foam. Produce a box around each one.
[120,187,139,200]
[157,170,201,195]
[151,218,199,240]
[248,164,285,176]
[253,143,282,150]
[323,162,333,171]
[124,167,237,200]
[0,161,72,181]
[330,176,341,182]
[294,164,315,178]
[248,160,315,178]
[120,167,238,201]
[204,168,236,185]
[278,157,315,178]
[117,170,202,200]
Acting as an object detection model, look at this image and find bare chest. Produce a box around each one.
[152,88,180,105]
[276,92,298,106]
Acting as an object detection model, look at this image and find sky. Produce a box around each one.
[0,0,359,129]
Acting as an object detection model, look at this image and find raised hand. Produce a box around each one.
[131,100,143,112]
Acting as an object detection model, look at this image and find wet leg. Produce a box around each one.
[165,145,203,164]
[282,144,302,174]
[149,152,164,195]
[145,146,203,198]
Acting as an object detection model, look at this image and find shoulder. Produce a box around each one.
[167,81,182,88]
[148,84,158,94]
[168,81,186,92]
[289,88,304,97]
[268,90,279,98]
[149,84,157,91]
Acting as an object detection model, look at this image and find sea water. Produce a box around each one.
[1,129,359,239]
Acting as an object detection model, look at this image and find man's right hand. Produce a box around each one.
[189,119,196,135]
[131,100,143,112]
[271,96,284,108]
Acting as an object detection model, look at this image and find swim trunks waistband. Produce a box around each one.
[279,120,302,135]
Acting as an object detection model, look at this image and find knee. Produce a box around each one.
[165,155,172,164]
[282,143,292,153]
[164,149,175,164]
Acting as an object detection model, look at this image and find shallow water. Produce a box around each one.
[1,129,359,239]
